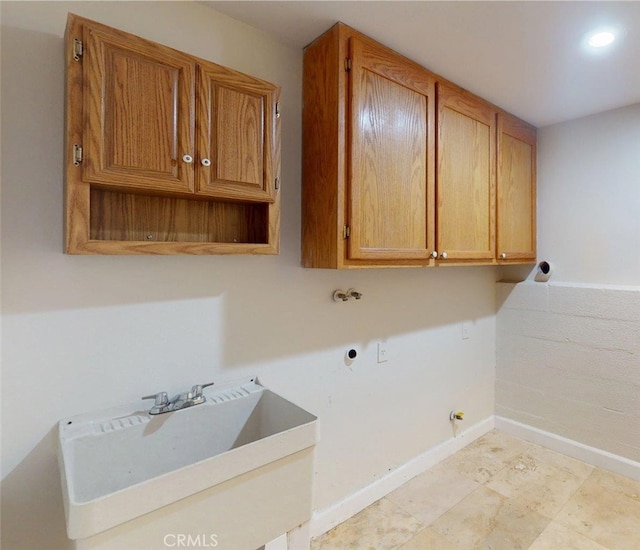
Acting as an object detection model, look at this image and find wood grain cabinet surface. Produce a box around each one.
[496,113,537,263]
[302,23,436,268]
[348,34,436,263]
[196,61,279,203]
[436,82,496,263]
[302,22,536,269]
[65,14,280,254]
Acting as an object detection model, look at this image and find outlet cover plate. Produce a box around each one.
[377,341,388,363]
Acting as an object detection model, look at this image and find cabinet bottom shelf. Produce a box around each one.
[89,188,268,245]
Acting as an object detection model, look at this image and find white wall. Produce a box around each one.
[536,103,640,286]
[497,106,640,465]
[496,281,640,461]
[0,2,497,548]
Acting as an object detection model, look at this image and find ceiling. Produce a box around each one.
[205,1,640,127]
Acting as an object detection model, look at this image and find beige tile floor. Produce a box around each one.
[311,430,640,550]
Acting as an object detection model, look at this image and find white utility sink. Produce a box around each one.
[58,378,318,549]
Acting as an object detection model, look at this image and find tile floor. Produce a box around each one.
[311,430,640,550]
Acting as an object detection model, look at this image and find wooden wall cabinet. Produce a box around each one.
[196,61,279,203]
[436,85,537,265]
[496,113,537,263]
[302,24,436,268]
[302,22,536,269]
[436,82,496,264]
[65,14,280,254]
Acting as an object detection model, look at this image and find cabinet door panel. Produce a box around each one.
[84,26,195,193]
[437,84,496,261]
[349,37,435,261]
[216,87,263,186]
[197,62,278,202]
[497,114,536,261]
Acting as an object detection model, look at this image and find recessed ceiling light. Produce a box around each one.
[588,31,616,48]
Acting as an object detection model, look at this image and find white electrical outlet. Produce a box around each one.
[377,341,388,363]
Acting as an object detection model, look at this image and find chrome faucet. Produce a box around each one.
[142,383,214,415]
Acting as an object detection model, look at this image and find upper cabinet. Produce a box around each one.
[496,113,537,263]
[436,82,496,263]
[348,35,435,263]
[82,22,196,195]
[302,22,536,269]
[302,24,435,268]
[196,61,279,202]
[66,14,280,254]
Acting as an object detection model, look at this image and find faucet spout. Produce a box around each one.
[142,382,214,415]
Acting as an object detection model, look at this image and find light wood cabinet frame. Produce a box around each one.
[302,23,436,268]
[496,113,537,263]
[436,81,496,264]
[65,14,280,255]
[302,22,537,269]
[196,61,279,203]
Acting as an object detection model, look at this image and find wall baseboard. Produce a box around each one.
[310,416,495,539]
[495,416,640,482]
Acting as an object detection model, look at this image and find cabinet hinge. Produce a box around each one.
[343,225,350,239]
[275,102,280,119]
[275,176,280,190]
[73,38,83,62]
[73,144,83,166]
[344,58,351,72]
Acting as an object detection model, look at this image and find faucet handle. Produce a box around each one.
[142,392,169,406]
[191,382,214,399]
[347,288,363,300]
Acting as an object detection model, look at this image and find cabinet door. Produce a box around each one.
[348,36,435,261]
[196,61,279,202]
[436,83,496,262]
[497,113,536,262]
[83,24,195,193]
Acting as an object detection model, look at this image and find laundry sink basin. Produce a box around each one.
[58,378,318,548]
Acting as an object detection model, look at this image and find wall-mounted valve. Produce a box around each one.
[347,288,363,300]
[449,410,464,421]
[333,290,349,302]
[333,288,363,302]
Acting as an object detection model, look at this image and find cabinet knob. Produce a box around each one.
[500,252,507,260]
[429,250,438,259]
[182,154,193,164]
[440,251,448,259]
[201,158,211,167]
